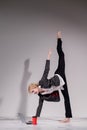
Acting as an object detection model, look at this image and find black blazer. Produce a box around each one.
[39,60,60,88]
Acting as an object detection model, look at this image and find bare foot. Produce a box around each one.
[59,118,70,123]
[57,31,62,39]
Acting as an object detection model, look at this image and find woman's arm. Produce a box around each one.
[40,49,52,80]
[47,49,52,60]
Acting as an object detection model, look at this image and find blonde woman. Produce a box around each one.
[28,32,72,123]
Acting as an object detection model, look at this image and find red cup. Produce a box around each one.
[32,116,37,125]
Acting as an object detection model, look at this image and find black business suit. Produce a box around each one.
[35,38,72,118]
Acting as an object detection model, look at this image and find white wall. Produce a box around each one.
[0,0,87,118]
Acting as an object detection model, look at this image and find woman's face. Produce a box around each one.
[30,87,39,94]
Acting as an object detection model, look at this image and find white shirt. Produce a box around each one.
[40,74,65,95]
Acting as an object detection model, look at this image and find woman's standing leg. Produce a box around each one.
[55,32,72,122]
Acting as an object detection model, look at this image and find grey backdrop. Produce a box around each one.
[0,0,87,118]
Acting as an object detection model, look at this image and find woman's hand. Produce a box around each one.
[47,49,52,60]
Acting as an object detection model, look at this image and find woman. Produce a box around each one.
[28,32,72,123]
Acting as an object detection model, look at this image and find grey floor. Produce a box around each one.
[0,117,87,130]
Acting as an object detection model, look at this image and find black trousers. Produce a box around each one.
[54,38,72,118]
[36,39,72,118]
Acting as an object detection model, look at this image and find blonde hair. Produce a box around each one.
[28,83,39,93]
